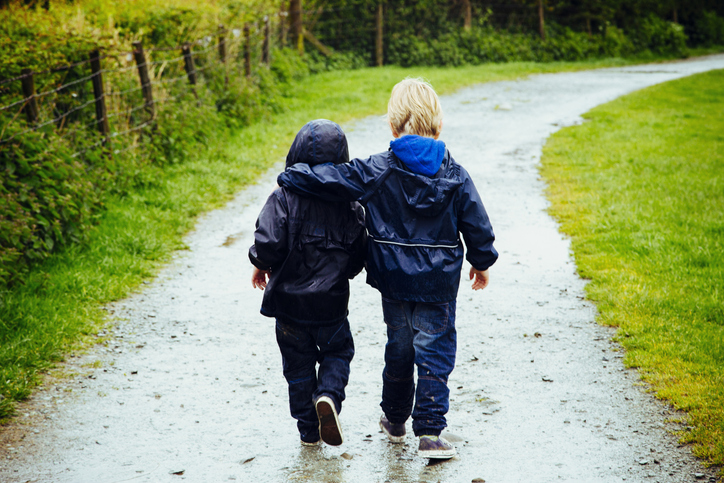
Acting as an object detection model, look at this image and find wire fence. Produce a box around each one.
[0,11,276,162]
[0,1,559,161]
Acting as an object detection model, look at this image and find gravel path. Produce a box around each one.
[2,55,724,483]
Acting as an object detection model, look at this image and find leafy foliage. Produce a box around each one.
[385,22,638,67]
[628,14,688,55]
[0,129,103,286]
[0,1,308,288]
[308,0,724,65]
[690,10,724,46]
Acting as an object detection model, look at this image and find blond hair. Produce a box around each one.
[387,78,443,138]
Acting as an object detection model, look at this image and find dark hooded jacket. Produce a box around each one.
[277,135,498,303]
[249,120,367,325]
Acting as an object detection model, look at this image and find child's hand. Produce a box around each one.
[251,267,271,290]
[469,267,490,291]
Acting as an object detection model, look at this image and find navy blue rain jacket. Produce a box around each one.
[249,120,367,325]
[277,136,498,303]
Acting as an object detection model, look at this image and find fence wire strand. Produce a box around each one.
[0,96,100,144]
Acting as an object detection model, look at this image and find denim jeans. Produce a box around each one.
[275,318,355,443]
[380,297,457,436]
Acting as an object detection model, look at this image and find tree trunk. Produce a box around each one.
[376,2,384,66]
[290,0,303,54]
[538,0,545,41]
[279,0,288,46]
[463,0,472,30]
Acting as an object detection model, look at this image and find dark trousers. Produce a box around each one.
[380,297,457,436]
[275,317,355,443]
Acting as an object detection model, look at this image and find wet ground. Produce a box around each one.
[2,55,724,483]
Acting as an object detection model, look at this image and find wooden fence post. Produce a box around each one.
[218,25,229,86]
[20,69,38,124]
[132,41,155,121]
[244,23,252,77]
[89,50,110,146]
[290,0,304,54]
[263,15,271,65]
[218,24,227,63]
[375,2,384,67]
[182,44,197,85]
[181,43,199,101]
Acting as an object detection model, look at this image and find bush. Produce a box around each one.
[600,25,635,58]
[305,50,370,73]
[270,48,311,83]
[386,23,639,67]
[689,11,724,47]
[0,129,103,287]
[0,1,300,290]
[629,15,688,56]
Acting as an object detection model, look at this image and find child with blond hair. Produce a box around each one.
[277,79,498,459]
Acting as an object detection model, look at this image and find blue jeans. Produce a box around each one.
[275,318,355,443]
[380,297,457,436]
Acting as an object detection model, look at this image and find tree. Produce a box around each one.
[462,0,472,29]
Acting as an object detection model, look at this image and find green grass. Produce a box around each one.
[540,69,724,474]
[0,56,690,422]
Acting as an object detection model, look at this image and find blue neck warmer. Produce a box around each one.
[390,135,446,177]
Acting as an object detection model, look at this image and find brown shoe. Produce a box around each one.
[315,396,343,446]
[379,415,406,443]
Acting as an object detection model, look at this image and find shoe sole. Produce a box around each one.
[418,448,457,459]
[379,420,405,444]
[316,398,343,446]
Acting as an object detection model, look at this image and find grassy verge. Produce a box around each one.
[540,69,724,473]
[0,56,683,422]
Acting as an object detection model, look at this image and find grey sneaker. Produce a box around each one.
[379,415,406,443]
[315,396,343,446]
[418,435,456,459]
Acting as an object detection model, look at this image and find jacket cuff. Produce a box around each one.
[248,247,272,271]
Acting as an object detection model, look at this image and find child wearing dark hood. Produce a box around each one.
[277,79,498,459]
[249,119,366,447]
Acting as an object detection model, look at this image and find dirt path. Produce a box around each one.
[2,55,724,483]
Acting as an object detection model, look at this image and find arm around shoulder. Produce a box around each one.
[277,155,388,203]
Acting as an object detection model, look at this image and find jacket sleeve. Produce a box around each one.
[277,155,388,204]
[347,202,367,279]
[456,169,499,271]
[248,189,289,272]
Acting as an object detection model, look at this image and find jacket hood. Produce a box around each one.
[286,119,349,168]
[390,149,462,217]
[390,135,446,177]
